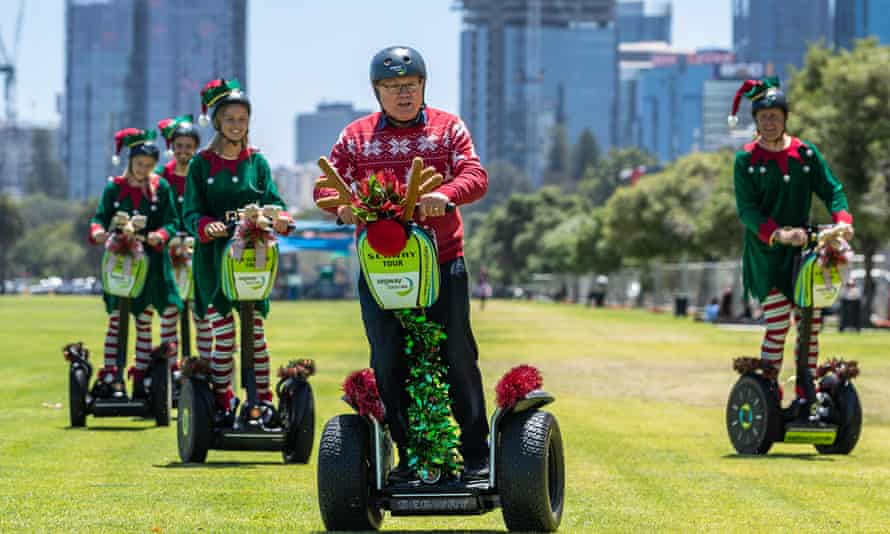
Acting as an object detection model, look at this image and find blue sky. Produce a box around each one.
[1,0,730,165]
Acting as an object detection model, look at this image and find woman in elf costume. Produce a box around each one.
[183,79,292,416]
[88,128,182,397]
[156,115,215,361]
[730,77,854,410]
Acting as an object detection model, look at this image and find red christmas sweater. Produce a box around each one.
[313,108,488,264]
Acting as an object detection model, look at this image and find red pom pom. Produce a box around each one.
[343,368,386,421]
[496,365,543,409]
[367,219,407,257]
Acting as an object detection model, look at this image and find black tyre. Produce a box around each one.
[815,381,862,455]
[150,359,171,426]
[317,414,382,531]
[69,367,88,428]
[282,381,315,464]
[497,410,565,533]
[177,378,214,463]
[726,374,782,455]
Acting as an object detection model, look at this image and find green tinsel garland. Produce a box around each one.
[395,309,463,480]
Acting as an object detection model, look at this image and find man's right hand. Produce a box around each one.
[205,221,228,239]
[337,205,359,225]
[92,230,108,244]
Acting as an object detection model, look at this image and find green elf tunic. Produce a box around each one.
[733,137,853,302]
[89,175,183,315]
[182,148,287,319]
[155,159,187,229]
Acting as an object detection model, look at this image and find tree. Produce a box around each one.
[577,147,657,207]
[461,159,533,217]
[9,221,90,279]
[571,128,600,182]
[0,194,25,293]
[543,124,571,188]
[25,128,68,198]
[790,39,890,317]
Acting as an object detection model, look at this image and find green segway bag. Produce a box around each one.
[101,250,149,298]
[220,242,279,302]
[794,252,842,309]
[358,226,440,310]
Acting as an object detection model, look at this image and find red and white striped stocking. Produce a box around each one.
[760,289,791,373]
[253,317,272,403]
[159,305,179,356]
[211,312,236,408]
[101,309,121,378]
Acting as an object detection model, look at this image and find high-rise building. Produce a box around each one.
[273,163,321,213]
[64,0,247,200]
[732,0,830,81]
[616,0,671,43]
[701,63,762,153]
[835,0,890,49]
[633,49,737,161]
[295,103,371,163]
[458,0,617,186]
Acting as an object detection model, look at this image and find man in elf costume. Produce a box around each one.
[156,115,216,362]
[730,77,854,419]
[89,128,182,397]
[314,46,490,480]
[183,78,292,420]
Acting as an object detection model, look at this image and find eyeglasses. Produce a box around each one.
[378,82,420,95]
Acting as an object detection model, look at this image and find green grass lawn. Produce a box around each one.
[1,296,889,533]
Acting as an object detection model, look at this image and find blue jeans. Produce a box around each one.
[358,257,490,463]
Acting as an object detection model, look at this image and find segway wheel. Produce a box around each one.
[815,381,862,455]
[317,414,382,531]
[726,374,782,455]
[150,360,172,426]
[69,367,88,428]
[282,381,315,464]
[497,410,565,533]
[177,378,214,463]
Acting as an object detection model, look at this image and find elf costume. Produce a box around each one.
[730,78,853,381]
[89,128,183,389]
[156,114,215,360]
[183,79,290,409]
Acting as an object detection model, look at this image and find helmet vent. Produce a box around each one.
[403,56,412,63]
[383,58,392,66]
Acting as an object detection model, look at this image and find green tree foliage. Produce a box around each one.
[543,124,571,188]
[0,194,25,293]
[571,128,601,182]
[578,147,657,207]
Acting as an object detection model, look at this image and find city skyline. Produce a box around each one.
[2,0,731,167]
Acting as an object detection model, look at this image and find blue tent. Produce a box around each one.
[277,220,354,253]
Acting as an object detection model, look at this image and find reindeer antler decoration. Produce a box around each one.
[400,157,444,223]
[315,157,353,209]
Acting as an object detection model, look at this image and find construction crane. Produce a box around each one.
[0,0,25,124]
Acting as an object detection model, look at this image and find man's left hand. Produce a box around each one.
[418,192,450,220]
[273,214,292,234]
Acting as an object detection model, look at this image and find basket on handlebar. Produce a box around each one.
[793,225,851,309]
[101,212,149,298]
[220,205,280,302]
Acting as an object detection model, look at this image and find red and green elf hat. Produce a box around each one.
[198,78,249,127]
[112,128,158,166]
[157,114,195,156]
[728,77,787,128]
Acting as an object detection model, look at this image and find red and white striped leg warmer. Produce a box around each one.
[194,305,217,361]
[211,312,236,408]
[160,305,179,356]
[102,309,121,375]
[794,307,822,370]
[131,309,155,379]
[760,289,791,374]
[253,317,272,403]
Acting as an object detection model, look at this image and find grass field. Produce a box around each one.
[1,295,889,533]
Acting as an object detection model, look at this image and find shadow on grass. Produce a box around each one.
[154,461,283,469]
[722,453,834,461]
[64,425,153,432]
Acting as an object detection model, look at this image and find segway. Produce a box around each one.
[314,157,565,532]
[727,223,862,455]
[169,231,196,407]
[177,205,315,464]
[66,212,173,427]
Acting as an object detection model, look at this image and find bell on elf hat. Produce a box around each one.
[198,78,251,128]
[728,76,788,128]
[157,114,200,157]
[112,128,159,166]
